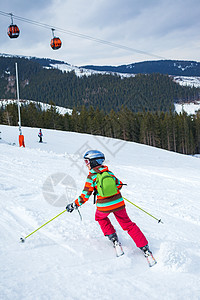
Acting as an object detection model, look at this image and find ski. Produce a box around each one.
[107,233,124,257]
[113,241,124,257]
[140,245,157,267]
[144,252,157,267]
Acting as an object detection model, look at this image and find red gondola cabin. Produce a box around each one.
[50,37,62,50]
[7,24,20,38]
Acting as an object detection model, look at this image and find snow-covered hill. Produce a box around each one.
[0,99,72,116]
[2,53,200,87]
[82,60,200,78]
[46,62,135,78]
[48,61,200,87]
[175,101,200,115]
[0,124,200,299]
[173,76,200,88]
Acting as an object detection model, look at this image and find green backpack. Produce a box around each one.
[96,172,118,197]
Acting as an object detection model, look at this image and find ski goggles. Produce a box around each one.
[84,159,90,166]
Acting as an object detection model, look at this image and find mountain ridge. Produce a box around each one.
[82,60,200,76]
[1,54,200,113]
[1,53,200,77]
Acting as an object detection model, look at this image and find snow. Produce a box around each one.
[46,63,93,77]
[0,99,72,116]
[0,124,200,300]
[174,101,200,115]
[47,63,135,78]
[173,62,198,72]
[173,76,200,88]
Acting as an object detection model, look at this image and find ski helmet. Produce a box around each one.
[83,150,105,168]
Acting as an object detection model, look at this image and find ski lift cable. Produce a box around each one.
[0,10,165,59]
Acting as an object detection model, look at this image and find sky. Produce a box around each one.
[0,0,200,66]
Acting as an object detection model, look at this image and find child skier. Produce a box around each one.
[66,150,155,263]
[38,129,43,143]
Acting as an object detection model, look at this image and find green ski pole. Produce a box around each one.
[20,209,67,243]
[123,197,163,224]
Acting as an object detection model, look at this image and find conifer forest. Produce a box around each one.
[0,56,200,155]
[1,102,200,155]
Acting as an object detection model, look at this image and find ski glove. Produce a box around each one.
[66,202,77,213]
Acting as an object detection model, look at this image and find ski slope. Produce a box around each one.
[0,124,200,300]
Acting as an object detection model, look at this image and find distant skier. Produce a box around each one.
[38,129,43,143]
[66,150,155,262]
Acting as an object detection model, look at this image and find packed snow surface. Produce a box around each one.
[174,101,200,115]
[0,125,200,300]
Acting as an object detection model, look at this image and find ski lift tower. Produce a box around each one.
[15,62,25,147]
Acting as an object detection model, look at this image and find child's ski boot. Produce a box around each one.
[140,244,157,267]
[107,233,124,257]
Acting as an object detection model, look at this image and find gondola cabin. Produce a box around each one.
[50,37,62,50]
[7,24,20,38]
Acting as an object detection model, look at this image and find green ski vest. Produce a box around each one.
[96,172,118,197]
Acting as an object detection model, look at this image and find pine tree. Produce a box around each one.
[118,106,132,141]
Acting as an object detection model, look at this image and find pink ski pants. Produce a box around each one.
[95,208,148,248]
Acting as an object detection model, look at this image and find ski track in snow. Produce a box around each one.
[0,125,200,300]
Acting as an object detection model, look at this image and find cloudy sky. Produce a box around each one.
[0,0,200,66]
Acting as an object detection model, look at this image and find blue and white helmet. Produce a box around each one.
[84,150,105,168]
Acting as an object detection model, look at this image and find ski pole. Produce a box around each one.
[20,209,67,243]
[20,206,83,243]
[77,207,82,221]
[123,197,163,224]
